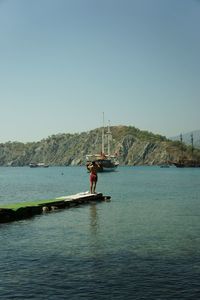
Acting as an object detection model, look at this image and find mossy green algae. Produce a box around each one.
[0,199,56,211]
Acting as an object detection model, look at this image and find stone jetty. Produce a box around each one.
[0,192,111,224]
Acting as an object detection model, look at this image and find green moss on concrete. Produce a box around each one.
[0,199,55,211]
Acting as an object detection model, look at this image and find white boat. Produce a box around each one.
[29,162,49,168]
[86,114,119,172]
[86,154,119,172]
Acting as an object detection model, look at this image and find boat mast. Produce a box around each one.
[191,133,194,157]
[102,112,105,154]
[107,120,111,157]
[180,133,183,160]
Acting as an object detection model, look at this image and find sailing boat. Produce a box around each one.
[173,133,200,167]
[86,115,119,172]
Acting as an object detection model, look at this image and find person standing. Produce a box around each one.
[88,161,100,194]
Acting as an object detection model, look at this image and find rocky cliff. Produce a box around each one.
[1,126,200,166]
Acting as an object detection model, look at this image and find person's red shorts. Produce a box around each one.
[90,173,98,183]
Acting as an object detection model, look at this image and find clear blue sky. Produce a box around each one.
[0,0,200,142]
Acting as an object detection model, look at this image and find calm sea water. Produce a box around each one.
[0,166,200,299]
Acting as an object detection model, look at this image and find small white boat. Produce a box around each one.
[29,163,49,168]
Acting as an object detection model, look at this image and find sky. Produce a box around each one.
[0,0,200,142]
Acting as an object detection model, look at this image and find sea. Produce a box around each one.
[0,166,200,300]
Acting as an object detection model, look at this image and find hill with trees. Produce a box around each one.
[1,125,200,166]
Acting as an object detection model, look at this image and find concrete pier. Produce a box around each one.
[0,192,111,224]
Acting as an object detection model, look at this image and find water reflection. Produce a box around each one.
[89,203,104,262]
[89,203,99,236]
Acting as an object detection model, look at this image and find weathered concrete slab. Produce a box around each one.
[0,192,111,224]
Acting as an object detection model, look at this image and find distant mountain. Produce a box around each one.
[170,130,200,148]
[1,126,200,166]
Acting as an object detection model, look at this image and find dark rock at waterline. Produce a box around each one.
[15,206,42,220]
[0,208,16,223]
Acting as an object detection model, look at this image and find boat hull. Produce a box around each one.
[86,159,118,172]
[29,163,49,168]
[173,161,200,168]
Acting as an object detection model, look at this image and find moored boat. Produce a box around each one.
[29,163,49,168]
[173,133,200,168]
[86,154,119,172]
[86,115,119,172]
[173,160,200,168]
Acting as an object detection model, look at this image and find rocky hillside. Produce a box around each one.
[1,126,200,166]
